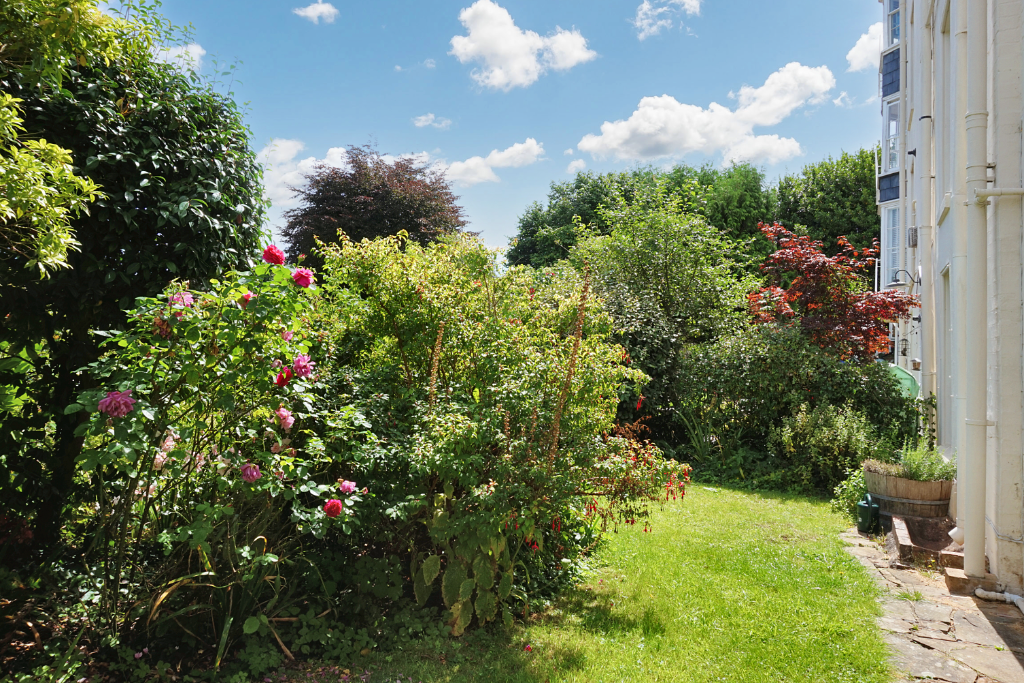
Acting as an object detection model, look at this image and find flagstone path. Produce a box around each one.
[842,529,1024,683]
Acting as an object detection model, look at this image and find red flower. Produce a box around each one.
[292,268,315,288]
[636,395,643,411]
[323,499,342,518]
[262,244,285,265]
[275,367,293,387]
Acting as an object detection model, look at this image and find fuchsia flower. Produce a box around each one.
[281,329,294,342]
[339,480,357,494]
[240,463,261,483]
[292,268,315,288]
[275,406,295,431]
[262,244,285,265]
[239,291,254,309]
[323,499,342,518]
[98,390,136,418]
[292,354,314,378]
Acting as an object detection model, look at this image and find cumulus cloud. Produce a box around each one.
[446,138,545,185]
[577,62,834,165]
[259,140,345,211]
[633,0,701,41]
[833,91,853,108]
[293,1,339,24]
[155,43,206,70]
[564,148,574,156]
[567,159,587,174]
[413,113,453,130]
[846,22,882,72]
[449,0,596,90]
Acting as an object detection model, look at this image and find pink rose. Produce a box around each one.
[240,463,261,483]
[275,406,295,431]
[281,329,294,342]
[170,292,194,307]
[292,268,315,288]
[98,390,136,418]
[323,499,342,518]
[153,453,167,471]
[262,245,285,265]
[339,480,357,494]
[239,291,254,309]
[292,354,314,378]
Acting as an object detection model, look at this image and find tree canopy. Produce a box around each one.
[1,50,268,538]
[774,148,879,254]
[280,145,467,270]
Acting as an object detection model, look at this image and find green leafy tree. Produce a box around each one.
[280,145,467,271]
[507,163,773,268]
[0,55,268,539]
[571,182,757,447]
[774,148,879,254]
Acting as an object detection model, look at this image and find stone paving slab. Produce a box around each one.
[841,526,1024,683]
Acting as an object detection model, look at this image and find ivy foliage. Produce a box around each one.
[0,52,268,539]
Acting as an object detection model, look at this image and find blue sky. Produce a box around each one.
[153,0,885,248]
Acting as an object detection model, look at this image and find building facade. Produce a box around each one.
[882,0,1024,590]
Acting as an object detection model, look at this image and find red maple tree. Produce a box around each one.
[749,222,918,359]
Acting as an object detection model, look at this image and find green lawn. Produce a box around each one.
[287,487,892,683]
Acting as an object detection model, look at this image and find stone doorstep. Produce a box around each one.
[945,567,1000,594]
[942,549,966,569]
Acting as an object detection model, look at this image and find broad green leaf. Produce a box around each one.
[421,555,441,585]
[441,562,466,608]
[242,616,259,634]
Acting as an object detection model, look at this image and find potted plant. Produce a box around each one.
[863,442,956,518]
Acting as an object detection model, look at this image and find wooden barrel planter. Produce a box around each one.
[863,466,953,518]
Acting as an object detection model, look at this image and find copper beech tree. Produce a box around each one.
[748,222,918,359]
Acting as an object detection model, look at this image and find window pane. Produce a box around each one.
[888,0,899,13]
[886,207,900,284]
[890,11,900,44]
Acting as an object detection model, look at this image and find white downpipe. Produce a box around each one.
[917,0,937,426]
[976,588,1024,617]
[963,0,989,579]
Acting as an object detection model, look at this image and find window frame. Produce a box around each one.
[883,203,901,286]
[883,96,901,174]
[886,0,901,48]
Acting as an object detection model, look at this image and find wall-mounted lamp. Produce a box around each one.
[885,269,922,289]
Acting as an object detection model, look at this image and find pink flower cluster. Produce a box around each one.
[275,406,295,431]
[292,354,314,378]
[240,463,261,483]
[98,390,135,418]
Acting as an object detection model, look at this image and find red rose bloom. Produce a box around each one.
[275,367,293,387]
[292,268,315,288]
[323,499,342,518]
[262,244,285,265]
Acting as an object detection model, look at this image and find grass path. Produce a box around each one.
[296,487,892,683]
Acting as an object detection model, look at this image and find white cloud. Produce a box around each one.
[424,58,437,68]
[293,1,339,24]
[449,0,596,90]
[413,113,453,130]
[155,43,206,70]
[833,91,853,107]
[567,159,587,174]
[577,62,834,165]
[446,138,545,185]
[259,140,345,211]
[633,0,701,40]
[564,148,574,155]
[846,22,883,72]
